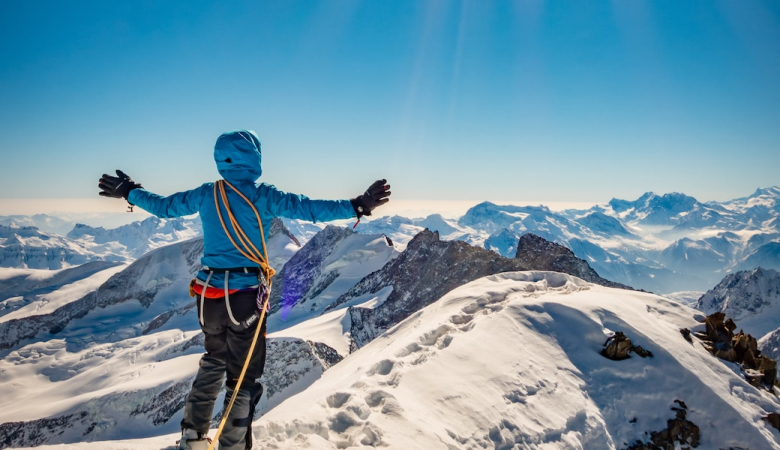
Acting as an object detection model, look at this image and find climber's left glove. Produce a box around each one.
[99,170,143,201]
[351,179,391,218]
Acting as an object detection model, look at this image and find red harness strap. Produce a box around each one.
[189,278,249,299]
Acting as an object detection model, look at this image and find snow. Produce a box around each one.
[255,272,780,449]
[25,272,779,449]
[663,291,705,307]
[245,272,780,449]
[0,329,202,423]
[268,232,398,333]
[0,264,127,323]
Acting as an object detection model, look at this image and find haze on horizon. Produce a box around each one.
[1,1,778,208]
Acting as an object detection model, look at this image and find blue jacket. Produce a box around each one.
[128,130,356,289]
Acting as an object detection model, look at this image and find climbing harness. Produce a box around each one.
[203,179,275,450]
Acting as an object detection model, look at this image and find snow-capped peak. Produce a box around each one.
[696,267,780,339]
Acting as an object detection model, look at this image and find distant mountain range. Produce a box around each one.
[3,187,780,293]
[355,186,780,293]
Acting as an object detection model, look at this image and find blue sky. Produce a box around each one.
[1,1,778,212]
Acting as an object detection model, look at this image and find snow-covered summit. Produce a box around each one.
[0,224,108,269]
[0,214,75,236]
[67,216,202,260]
[458,201,553,234]
[251,272,780,449]
[720,186,780,213]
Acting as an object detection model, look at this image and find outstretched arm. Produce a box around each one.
[98,170,206,218]
[259,179,391,222]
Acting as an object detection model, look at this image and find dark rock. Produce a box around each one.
[514,233,633,290]
[625,401,700,450]
[764,412,780,432]
[330,229,534,350]
[699,312,778,390]
[332,230,635,352]
[602,331,654,361]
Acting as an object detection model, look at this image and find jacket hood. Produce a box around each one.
[214,130,262,183]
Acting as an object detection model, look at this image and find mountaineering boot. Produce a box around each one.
[177,428,212,450]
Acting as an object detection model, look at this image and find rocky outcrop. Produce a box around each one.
[601,331,653,360]
[626,401,700,450]
[695,312,777,390]
[332,230,633,351]
[514,233,633,290]
[331,230,534,350]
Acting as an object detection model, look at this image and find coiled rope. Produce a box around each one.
[207,179,274,450]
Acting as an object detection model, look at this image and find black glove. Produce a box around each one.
[99,170,142,201]
[351,179,391,218]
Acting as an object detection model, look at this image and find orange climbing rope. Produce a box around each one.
[207,179,274,450]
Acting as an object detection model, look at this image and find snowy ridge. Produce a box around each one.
[268,226,399,355]
[328,229,628,352]
[251,272,780,449]
[0,224,111,270]
[0,261,126,323]
[0,214,76,237]
[67,216,202,260]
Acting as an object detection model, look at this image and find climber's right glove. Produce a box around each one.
[350,179,391,218]
[99,170,143,202]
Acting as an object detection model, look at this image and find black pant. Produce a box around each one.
[182,289,266,450]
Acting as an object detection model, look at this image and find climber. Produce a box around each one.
[98,130,390,450]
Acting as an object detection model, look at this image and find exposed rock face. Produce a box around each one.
[259,338,343,413]
[0,411,93,449]
[269,217,301,248]
[601,331,653,360]
[514,233,632,290]
[695,312,778,390]
[330,230,633,351]
[330,230,532,350]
